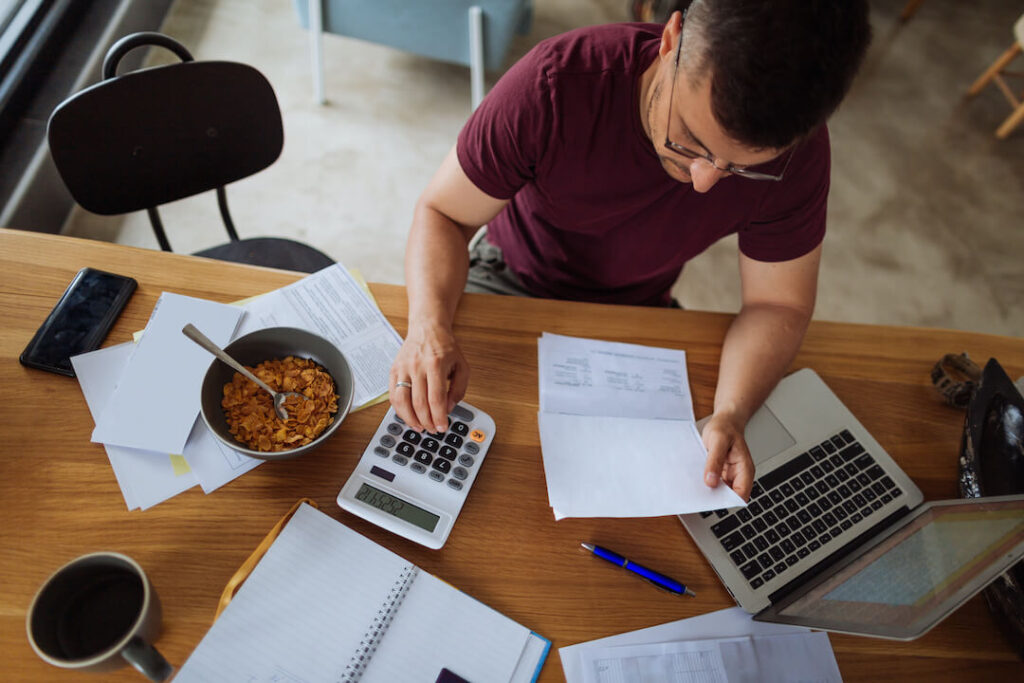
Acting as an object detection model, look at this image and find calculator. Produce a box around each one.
[337,402,495,549]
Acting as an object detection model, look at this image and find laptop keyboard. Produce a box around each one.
[702,429,905,591]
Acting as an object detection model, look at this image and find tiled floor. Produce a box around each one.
[63,0,1024,338]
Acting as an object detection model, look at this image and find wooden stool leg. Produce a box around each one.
[968,43,1022,97]
[996,102,1024,139]
[900,0,926,22]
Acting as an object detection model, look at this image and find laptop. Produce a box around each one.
[680,367,1024,640]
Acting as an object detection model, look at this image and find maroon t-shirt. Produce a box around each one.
[457,23,830,306]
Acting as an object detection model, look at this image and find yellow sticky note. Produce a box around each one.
[169,454,192,475]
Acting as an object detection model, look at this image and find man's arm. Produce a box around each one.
[701,244,822,500]
[389,145,509,433]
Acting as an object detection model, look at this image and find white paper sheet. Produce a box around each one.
[91,292,243,453]
[181,417,263,493]
[578,632,841,683]
[72,343,199,510]
[537,333,742,519]
[539,333,694,420]
[538,414,742,518]
[236,264,402,409]
[581,638,728,683]
[559,607,812,683]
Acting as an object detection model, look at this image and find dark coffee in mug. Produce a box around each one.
[48,565,144,659]
[27,552,171,681]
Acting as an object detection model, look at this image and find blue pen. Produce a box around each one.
[581,542,696,597]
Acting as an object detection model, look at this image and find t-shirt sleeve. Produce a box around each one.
[456,43,554,200]
[737,126,831,262]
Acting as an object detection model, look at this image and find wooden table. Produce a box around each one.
[2,227,1022,681]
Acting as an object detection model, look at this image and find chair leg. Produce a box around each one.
[900,0,926,22]
[309,0,325,105]
[468,6,485,110]
[996,101,1024,139]
[967,43,1022,97]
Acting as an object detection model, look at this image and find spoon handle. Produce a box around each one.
[182,324,277,396]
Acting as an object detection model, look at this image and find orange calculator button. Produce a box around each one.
[469,429,486,443]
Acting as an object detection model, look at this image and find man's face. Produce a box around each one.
[648,43,785,193]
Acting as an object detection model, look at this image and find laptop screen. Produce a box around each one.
[767,496,1024,639]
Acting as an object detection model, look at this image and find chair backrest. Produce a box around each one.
[48,50,283,216]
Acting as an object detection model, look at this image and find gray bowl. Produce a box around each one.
[199,327,355,460]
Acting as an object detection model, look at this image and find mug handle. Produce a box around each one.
[122,636,173,682]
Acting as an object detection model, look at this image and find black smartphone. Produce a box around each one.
[20,267,138,377]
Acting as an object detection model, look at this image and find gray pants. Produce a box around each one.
[465,227,534,297]
[464,227,683,308]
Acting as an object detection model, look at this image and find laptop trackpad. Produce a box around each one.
[744,406,797,467]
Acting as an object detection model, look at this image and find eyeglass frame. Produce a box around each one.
[662,35,794,182]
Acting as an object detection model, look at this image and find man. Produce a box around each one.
[388,0,871,501]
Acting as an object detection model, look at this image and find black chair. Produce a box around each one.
[47,32,335,273]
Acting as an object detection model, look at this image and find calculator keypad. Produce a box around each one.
[371,414,485,490]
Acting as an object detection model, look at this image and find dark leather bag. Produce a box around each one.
[946,357,1024,658]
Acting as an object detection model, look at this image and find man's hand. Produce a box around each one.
[701,412,755,501]
[389,322,469,433]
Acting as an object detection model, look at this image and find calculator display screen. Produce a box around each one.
[355,483,440,532]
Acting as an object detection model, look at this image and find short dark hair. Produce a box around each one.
[681,0,871,149]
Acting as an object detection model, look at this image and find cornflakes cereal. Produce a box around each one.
[221,356,339,452]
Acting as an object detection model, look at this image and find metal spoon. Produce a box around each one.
[182,323,306,420]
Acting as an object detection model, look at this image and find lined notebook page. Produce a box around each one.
[362,571,530,682]
[176,504,414,682]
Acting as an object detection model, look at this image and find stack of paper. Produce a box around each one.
[72,264,403,510]
[559,607,842,683]
[537,333,743,519]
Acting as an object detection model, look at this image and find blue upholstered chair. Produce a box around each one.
[293,0,533,109]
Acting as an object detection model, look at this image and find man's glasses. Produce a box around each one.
[663,38,793,182]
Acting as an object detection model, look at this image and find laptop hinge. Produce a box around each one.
[766,505,913,606]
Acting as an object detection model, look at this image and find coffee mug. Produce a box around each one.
[26,552,173,681]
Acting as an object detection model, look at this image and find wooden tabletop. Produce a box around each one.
[2,227,1022,681]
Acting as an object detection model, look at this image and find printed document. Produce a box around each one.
[537,333,743,519]
[578,632,841,683]
[238,264,402,409]
[560,607,839,683]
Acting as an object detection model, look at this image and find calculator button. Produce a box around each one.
[421,438,440,453]
[410,462,427,474]
[370,465,395,482]
[451,421,469,436]
[379,434,396,448]
[463,442,480,455]
[391,454,409,466]
[373,446,390,458]
[396,442,414,457]
[414,450,433,466]
[458,454,475,468]
[428,471,445,482]
[386,422,403,436]
[438,445,457,461]
[452,466,469,480]
[444,433,464,448]
[394,413,405,424]
[449,404,474,421]
[469,429,485,443]
[447,479,464,491]
[403,430,422,445]
[432,459,451,474]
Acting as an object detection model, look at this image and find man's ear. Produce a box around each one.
[659,10,683,59]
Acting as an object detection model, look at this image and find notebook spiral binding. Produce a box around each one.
[338,564,420,682]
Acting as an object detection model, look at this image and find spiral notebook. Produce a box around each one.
[177,503,549,682]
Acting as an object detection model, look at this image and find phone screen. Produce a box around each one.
[20,268,137,377]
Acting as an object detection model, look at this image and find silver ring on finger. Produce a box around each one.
[395,380,413,389]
